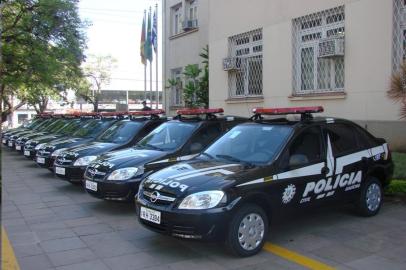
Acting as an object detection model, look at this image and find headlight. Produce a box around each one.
[51,148,67,157]
[107,167,144,181]
[35,143,45,150]
[178,191,226,210]
[73,156,97,166]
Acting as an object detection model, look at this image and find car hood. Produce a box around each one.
[44,137,93,150]
[65,142,119,157]
[31,134,63,143]
[93,148,167,171]
[142,159,246,195]
[20,132,48,141]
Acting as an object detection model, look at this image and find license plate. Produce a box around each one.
[16,145,21,150]
[140,206,161,224]
[37,157,45,164]
[85,180,97,191]
[24,150,31,156]
[55,167,65,175]
[2,139,6,143]
[8,141,12,147]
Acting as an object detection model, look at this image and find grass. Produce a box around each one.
[392,152,406,180]
[385,180,406,196]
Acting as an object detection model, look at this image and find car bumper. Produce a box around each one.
[23,149,36,159]
[84,177,140,201]
[35,156,55,169]
[135,198,231,241]
[54,165,86,182]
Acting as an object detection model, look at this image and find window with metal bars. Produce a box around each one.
[170,68,183,106]
[393,0,406,71]
[228,29,263,98]
[292,6,345,95]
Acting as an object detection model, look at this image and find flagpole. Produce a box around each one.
[143,10,147,103]
[149,7,153,108]
[155,4,159,109]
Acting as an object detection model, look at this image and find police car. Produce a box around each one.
[135,106,394,257]
[14,115,73,153]
[53,110,167,182]
[2,116,45,146]
[84,108,247,201]
[23,115,92,159]
[4,115,56,149]
[35,113,118,169]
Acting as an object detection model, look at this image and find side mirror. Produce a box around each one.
[190,142,203,153]
[289,154,309,168]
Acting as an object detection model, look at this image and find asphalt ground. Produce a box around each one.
[2,149,406,270]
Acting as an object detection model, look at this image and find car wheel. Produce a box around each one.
[226,203,268,257]
[356,177,383,217]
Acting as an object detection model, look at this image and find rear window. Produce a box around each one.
[326,123,359,155]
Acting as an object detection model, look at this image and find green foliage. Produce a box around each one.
[393,152,406,179]
[385,180,406,196]
[166,45,209,108]
[0,0,87,118]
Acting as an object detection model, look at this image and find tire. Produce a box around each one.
[226,203,269,257]
[356,177,383,217]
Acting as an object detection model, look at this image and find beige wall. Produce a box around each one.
[163,0,209,114]
[208,0,406,150]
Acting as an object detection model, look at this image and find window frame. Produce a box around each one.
[228,29,263,98]
[171,4,182,36]
[170,67,183,107]
[293,6,345,95]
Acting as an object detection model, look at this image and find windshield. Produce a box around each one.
[204,124,293,165]
[25,118,42,128]
[72,119,114,138]
[43,119,66,133]
[98,120,143,143]
[57,119,86,135]
[137,121,198,151]
[32,119,54,131]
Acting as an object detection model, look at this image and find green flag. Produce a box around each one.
[140,12,146,65]
[145,9,153,62]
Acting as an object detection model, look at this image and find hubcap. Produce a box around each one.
[366,183,381,212]
[238,213,265,251]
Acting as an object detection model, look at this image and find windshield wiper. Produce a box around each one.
[200,152,214,159]
[216,154,254,166]
[138,143,162,151]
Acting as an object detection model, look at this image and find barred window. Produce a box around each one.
[393,0,406,71]
[292,6,345,95]
[170,68,183,106]
[228,29,263,98]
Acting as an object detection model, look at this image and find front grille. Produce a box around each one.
[85,168,107,180]
[172,225,195,235]
[141,188,177,206]
[55,155,73,165]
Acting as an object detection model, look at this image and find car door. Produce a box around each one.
[273,125,326,208]
[323,123,369,202]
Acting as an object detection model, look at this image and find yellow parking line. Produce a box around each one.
[264,242,335,270]
[2,227,20,270]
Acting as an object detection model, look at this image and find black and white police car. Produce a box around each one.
[53,110,167,182]
[84,108,247,201]
[136,106,394,257]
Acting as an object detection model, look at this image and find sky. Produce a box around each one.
[78,0,162,92]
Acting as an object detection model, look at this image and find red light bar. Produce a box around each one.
[253,106,323,115]
[128,109,165,116]
[100,112,126,116]
[176,108,224,115]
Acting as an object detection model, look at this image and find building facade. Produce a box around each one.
[163,0,406,151]
[162,0,209,114]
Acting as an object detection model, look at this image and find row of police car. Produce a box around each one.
[2,107,394,256]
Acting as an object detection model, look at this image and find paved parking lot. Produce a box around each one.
[2,149,406,270]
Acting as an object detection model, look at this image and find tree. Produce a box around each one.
[388,61,406,119]
[73,54,117,112]
[0,0,87,122]
[166,46,209,108]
